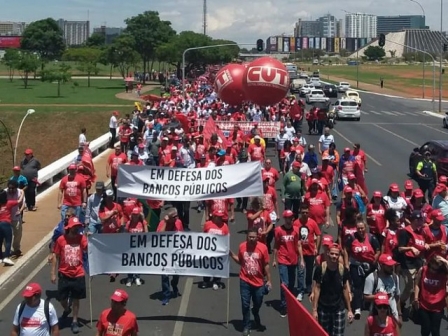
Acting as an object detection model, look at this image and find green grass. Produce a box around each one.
[0,78,132,104]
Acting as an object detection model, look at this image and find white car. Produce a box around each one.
[343,90,362,106]
[333,98,361,121]
[299,84,314,97]
[338,82,350,93]
[306,89,329,104]
[443,112,448,128]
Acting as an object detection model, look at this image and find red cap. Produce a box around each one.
[24,148,33,155]
[322,235,334,246]
[343,186,353,194]
[138,143,145,148]
[292,161,301,168]
[344,147,350,152]
[404,180,413,190]
[68,163,77,170]
[132,207,140,215]
[310,178,319,184]
[111,289,129,302]
[66,217,82,229]
[389,183,399,192]
[435,183,447,193]
[22,283,42,298]
[413,188,424,198]
[378,254,397,266]
[347,173,356,180]
[282,210,294,218]
[113,111,119,116]
[213,210,225,217]
[374,293,390,306]
[439,175,448,183]
[431,209,445,222]
[373,191,382,198]
[173,136,180,141]
[13,166,20,171]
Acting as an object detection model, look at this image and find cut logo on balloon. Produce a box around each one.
[214,69,234,92]
[245,66,288,88]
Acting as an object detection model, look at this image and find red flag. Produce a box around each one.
[175,113,190,133]
[81,145,96,184]
[203,118,227,144]
[281,284,328,336]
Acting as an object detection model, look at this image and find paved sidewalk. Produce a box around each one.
[0,149,113,276]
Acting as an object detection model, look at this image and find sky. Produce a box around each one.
[2,0,446,44]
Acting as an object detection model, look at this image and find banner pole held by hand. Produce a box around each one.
[226,278,230,328]
[89,277,93,326]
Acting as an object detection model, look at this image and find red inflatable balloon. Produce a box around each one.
[214,64,246,105]
[242,57,290,106]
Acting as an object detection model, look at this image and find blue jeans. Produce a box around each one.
[278,264,297,309]
[297,255,316,295]
[0,222,13,259]
[61,205,82,221]
[161,275,179,300]
[240,279,264,331]
[88,222,102,234]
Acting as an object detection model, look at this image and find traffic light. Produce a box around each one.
[444,43,448,52]
[378,34,385,47]
[256,39,264,52]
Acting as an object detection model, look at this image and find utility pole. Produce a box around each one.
[203,0,207,35]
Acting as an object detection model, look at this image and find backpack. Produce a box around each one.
[321,261,344,286]
[369,270,399,313]
[18,299,51,335]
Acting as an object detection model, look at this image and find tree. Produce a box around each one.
[156,31,239,78]
[364,46,386,60]
[125,11,176,83]
[1,49,20,82]
[16,52,39,88]
[40,63,71,97]
[63,47,102,87]
[85,32,106,47]
[20,18,65,72]
[103,34,140,78]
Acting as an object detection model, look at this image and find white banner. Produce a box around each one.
[88,232,230,278]
[117,162,263,201]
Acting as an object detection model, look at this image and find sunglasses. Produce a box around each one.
[301,211,309,214]
[377,305,389,310]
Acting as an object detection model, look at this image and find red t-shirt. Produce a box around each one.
[274,225,299,265]
[59,175,86,206]
[108,153,128,177]
[293,217,321,255]
[156,219,184,232]
[121,198,141,222]
[0,200,19,223]
[206,199,234,222]
[366,204,387,235]
[119,126,132,143]
[246,210,272,243]
[304,191,330,225]
[96,309,139,336]
[126,220,147,233]
[238,241,269,287]
[99,203,123,233]
[248,144,265,161]
[262,168,279,186]
[53,234,88,278]
[263,186,277,213]
[203,220,229,235]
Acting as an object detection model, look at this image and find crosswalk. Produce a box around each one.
[359,110,422,116]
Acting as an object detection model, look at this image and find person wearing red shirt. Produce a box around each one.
[262,159,280,187]
[0,190,20,266]
[129,152,143,166]
[365,293,399,336]
[96,289,138,336]
[366,191,387,246]
[58,164,87,221]
[121,198,142,225]
[352,143,368,194]
[107,146,128,201]
[118,121,132,152]
[273,210,300,317]
[422,209,448,260]
[246,197,273,245]
[216,149,234,166]
[304,179,331,229]
[225,143,238,163]
[201,210,230,290]
[194,136,206,162]
[51,217,87,334]
[160,146,178,167]
[99,190,123,234]
[320,156,336,199]
[293,204,321,301]
[230,228,272,336]
[414,256,448,336]
[248,136,265,162]
[157,208,183,305]
[205,198,235,223]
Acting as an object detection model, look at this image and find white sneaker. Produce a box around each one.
[296,293,303,302]
[212,283,219,290]
[3,258,14,266]
[354,308,361,320]
[126,281,132,287]
[135,278,142,286]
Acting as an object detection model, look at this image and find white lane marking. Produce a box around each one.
[361,111,368,115]
[172,211,206,336]
[332,129,382,166]
[370,110,381,115]
[420,124,448,135]
[373,124,419,146]
[392,111,406,116]
[406,112,419,116]
[381,111,396,115]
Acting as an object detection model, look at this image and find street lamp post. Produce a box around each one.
[0,119,15,167]
[410,0,426,99]
[13,109,36,165]
[439,0,444,113]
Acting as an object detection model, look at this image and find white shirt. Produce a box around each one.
[318,134,335,151]
[5,188,23,221]
[275,133,290,150]
[284,126,295,138]
[13,299,58,336]
[109,116,118,129]
[78,133,87,146]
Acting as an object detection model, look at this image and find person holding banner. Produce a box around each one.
[51,217,87,334]
[201,210,229,290]
[230,227,272,336]
[156,208,183,305]
[96,289,138,336]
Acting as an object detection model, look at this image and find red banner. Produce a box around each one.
[202,118,228,145]
[282,284,328,336]
[197,121,280,138]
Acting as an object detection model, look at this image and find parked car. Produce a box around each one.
[332,98,361,121]
[408,140,448,177]
[306,89,328,104]
[342,90,362,106]
[323,84,338,98]
[338,82,350,93]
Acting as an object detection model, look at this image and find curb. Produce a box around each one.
[423,110,445,119]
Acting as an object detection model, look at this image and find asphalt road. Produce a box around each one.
[1,91,448,335]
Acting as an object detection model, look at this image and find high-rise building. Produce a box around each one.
[93,26,124,44]
[57,19,90,46]
[0,21,27,36]
[345,13,377,39]
[319,14,340,37]
[294,19,321,37]
[377,15,427,35]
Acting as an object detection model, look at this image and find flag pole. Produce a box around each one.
[89,276,93,326]
[226,278,230,328]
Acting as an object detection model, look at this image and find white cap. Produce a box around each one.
[105,190,114,197]
[254,135,261,140]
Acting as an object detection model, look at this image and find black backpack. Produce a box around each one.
[18,299,51,334]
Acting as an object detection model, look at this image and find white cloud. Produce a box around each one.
[1,0,445,43]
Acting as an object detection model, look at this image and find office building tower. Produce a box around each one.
[57,19,90,46]
[345,13,377,39]
[377,15,426,35]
